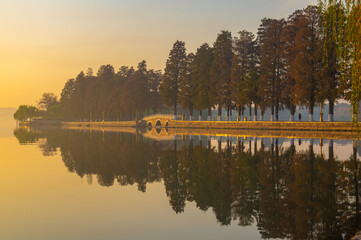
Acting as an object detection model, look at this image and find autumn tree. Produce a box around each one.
[192,44,214,121]
[281,10,304,121]
[257,18,285,121]
[160,40,187,119]
[231,30,258,121]
[291,6,323,121]
[211,31,234,121]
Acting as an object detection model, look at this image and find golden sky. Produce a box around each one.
[0,0,316,108]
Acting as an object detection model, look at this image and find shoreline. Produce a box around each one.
[22,119,361,140]
[23,119,361,131]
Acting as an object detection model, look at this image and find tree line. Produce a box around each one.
[14,2,361,122]
[161,2,361,122]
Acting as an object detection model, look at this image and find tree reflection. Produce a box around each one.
[14,128,361,239]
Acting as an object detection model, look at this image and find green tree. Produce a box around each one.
[97,64,116,119]
[319,0,361,124]
[319,2,344,122]
[60,78,76,119]
[13,105,39,121]
[160,40,187,119]
[133,60,149,120]
[178,53,196,120]
[148,69,163,114]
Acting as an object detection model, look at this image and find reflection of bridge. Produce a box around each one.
[143,127,180,141]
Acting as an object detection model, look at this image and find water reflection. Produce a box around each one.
[14,128,361,239]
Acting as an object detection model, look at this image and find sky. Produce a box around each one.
[0,0,316,108]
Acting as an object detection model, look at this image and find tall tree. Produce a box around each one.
[211,31,234,121]
[73,71,87,120]
[231,30,258,121]
[148,69,163,114]
[38,92,58,111]
[291,6,323,121]
[60,79,76,119]
[193,44,214,121]
[281,10,304,121]
[133,60,149,120]
[257,18,286,121]
[319,2,344,121]
[319,0,361,124]
[97,64,116,118]
[178,53,196,120]
[160,40,187,119]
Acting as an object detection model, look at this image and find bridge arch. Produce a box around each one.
[155,120,162,127]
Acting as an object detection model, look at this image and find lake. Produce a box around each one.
[1,109,360,240]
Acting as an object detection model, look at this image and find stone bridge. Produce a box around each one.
[142,114,179,128]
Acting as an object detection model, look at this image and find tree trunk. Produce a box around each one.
[218,106,222,121]
[199,109,202,121]
[241,106,244,121]
[289,105,296,121]
[237,106,241,121]
[189,106,194,121]
[271,106,274,121]
[208,107,212,121]
[226,108,230,121]
[254,104,258,121]
[328,100,334,122]
[174,102,177,120]
[309,102,314,122]
[249,103,252,121]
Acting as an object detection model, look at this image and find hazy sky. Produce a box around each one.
[0,0,316,108]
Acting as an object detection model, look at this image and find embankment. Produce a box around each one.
[167,120,359,132]
[23,119,361,140]
[26,119,361,134]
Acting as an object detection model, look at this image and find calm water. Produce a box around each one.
[1,111,361,240]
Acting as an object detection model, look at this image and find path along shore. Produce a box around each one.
[20,119,361,140]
